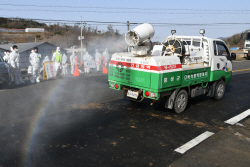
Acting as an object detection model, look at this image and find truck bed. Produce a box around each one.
[182,63,209,70]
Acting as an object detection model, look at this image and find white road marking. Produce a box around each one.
[174,131,214,154]
[225,109,250,125]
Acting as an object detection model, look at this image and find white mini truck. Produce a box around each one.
[108,24,236,113]
[243,31,250,59]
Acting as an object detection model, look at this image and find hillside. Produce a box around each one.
[4,17,249,50]
[222,29,250,48]
[0,17,46,29]
[0,17,127,52]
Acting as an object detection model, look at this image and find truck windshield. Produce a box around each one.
[246,32,250,40]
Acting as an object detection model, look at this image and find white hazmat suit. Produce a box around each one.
[52,47,62,75]
[95,49,102,71]
[62,54,68,75]
[70,52,76,75]
[9,47,25,85]
[102,48,110,67]
[29,50,41,83]
[3,52,14,83]
[40,56,50,72]
[42,56,50,66]
[3,52,10,63]
[83,52,93,73]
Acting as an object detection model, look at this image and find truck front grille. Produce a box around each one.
[246,44,250,48]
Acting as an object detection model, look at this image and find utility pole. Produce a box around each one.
[80,16,83,62]
[126,21,130,31]
[78,18,84,62]
[126,21,130,52]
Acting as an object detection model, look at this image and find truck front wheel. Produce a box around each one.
[213,80,225,100]
[174,89,188,114]
[247,51,250,60]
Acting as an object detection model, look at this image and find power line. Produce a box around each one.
[0,8,249,15]
[0,3,249,12]
[3,17,250,27]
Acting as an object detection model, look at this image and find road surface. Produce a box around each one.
[0,60,250,167]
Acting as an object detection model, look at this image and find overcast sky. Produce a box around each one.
[1,0,250,41]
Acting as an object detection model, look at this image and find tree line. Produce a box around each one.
[0,17,127,52]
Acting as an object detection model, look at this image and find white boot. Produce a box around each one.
[30,77,35,83]
[36,77,40,83]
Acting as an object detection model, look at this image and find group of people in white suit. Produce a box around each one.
[2,46,110,85]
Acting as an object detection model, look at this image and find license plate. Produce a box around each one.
[127,90,139,99]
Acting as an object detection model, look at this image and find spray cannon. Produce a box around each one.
[125,23,155,55]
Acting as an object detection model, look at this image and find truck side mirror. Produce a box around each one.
[230,53,236,60]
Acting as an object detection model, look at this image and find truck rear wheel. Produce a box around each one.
[174,89,188,114]
[213,80,225,100]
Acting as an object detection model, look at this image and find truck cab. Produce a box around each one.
[243,31,250,59]
[108,24,236,113]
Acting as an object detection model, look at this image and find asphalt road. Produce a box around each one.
[0,60,250,167]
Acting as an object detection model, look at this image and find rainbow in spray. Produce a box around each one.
[22,79,66,167]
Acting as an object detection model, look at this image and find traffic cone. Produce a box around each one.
[73,57,79,76]
[102,57,108,73]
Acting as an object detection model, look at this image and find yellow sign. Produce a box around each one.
[43,62,56,80]
[43,62,49,80]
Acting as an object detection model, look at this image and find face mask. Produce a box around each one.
[16,49,18,52]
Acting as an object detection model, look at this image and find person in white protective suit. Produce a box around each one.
[41,56,50,70]
[83,52,93,73]
[3,50,14,83]
[95,49,102,72]
[102,48,110,67]
[3,50,10,63]
[9,45,25,85]
[29,47,41,83]
[51,47,62,75]
[43,56,50,64]
[62,54,68,75]
[70,51,76,75]
[40,56,50,73]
